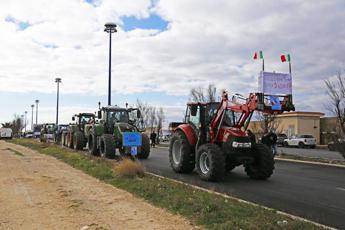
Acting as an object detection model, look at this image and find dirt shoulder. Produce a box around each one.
[0,140,195,230]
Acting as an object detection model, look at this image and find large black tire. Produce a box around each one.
[169,131,195,173]
[73,131,85,150]
[88,133,99,156]
[67,132,74,149]
[100,134,116,159]
[245,143,274,180]
[196,144,225,181]
[138,134,150,159]
[61,133,66,146]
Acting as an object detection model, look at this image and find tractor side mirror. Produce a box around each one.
[137,110,141,118]
[97,111,102,119]
[72,116,75,121]
[190,105,198,116]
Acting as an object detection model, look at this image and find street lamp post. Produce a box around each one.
[35,99,39,125]
[24,111,27,133]
[31,104,34,130]
[55,78,62,125]
[104,22,117,106]
[21,114,24,137]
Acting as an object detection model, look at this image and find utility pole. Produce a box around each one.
[31,104,34,130]
[55,78,62,125]
[35,99,39,125]
[24,111,27,133]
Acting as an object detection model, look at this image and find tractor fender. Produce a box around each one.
[176,124,197,146]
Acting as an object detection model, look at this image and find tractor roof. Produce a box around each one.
[75,113,95,117]
[102,106,139,112]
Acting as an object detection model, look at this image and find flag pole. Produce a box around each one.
[289,60,291,74]
[262,58,265,71]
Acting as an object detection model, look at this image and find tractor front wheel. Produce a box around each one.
[196,144,225,181]
[73,131,84,150]
[169,131,195,173]
[100,134,116,159]
[67,132,74,149]
[88,134,99,156]
[138,134,150,159]
[244,143,274,180]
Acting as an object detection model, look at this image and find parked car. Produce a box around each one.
[277,133,288,146]
[283,134,317,148]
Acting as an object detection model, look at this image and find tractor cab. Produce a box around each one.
[98,106,145,133]
[72,113,95,130]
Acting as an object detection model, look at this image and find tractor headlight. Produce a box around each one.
[232,141,252,148]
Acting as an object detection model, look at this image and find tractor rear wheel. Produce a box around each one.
[88,133,99,156]
[138,134,150,159]
[73,131,84,150]
[196,144,225,181]
[61,133,66,146]
[100,134,116,159]
[67,132,74,149]
[245,143,274,180]
[169,131,195,173]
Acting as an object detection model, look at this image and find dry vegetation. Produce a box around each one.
[112,158,145,177]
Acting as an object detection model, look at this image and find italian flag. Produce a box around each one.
[281,54,291,62]
[253,51,263,60]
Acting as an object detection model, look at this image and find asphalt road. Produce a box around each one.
[141,147,345,229]
[278,147,344,161]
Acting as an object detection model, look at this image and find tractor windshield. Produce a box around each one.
[79,115,94,124]
[108,110,129,123]
[223,109,235,127]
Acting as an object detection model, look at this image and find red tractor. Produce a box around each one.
[169,92,294,181]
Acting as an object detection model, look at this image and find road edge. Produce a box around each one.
[275,157,345,168]
[146,172,337,230]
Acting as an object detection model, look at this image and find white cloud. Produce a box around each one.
[1,0,344,125]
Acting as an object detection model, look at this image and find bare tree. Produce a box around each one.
[190,84,217,102]
[325,71,345,136]
[1,122,12,128]
[255,112,280,134]
[10,114,24,136]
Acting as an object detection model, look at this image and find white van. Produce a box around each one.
[0,128,13,139]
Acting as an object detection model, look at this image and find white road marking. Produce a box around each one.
[336,187,345,192]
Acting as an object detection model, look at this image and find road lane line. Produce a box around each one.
[336,187,345,192]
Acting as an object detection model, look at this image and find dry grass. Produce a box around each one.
[112,158,145,177]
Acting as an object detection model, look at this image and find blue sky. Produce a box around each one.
[1,0,344,129]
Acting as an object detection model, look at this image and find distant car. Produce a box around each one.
[277,133,288,146]
[0,128,13,139]
[283,134,317,148]
[25,131,33,138]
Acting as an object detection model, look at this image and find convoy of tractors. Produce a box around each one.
[37,89,294,182]
[40,104,151,160]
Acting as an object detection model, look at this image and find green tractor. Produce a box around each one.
[85,106,150,159]
[62,113,95,150]
[40,123,56,142]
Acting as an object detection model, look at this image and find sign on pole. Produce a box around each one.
[258,71,292,95]
[123,132,141,156]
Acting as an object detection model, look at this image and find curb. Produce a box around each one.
[275,157,345,168]
[146,172,337,230]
